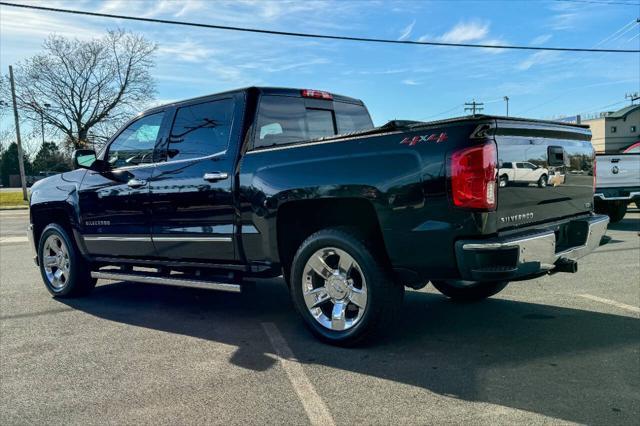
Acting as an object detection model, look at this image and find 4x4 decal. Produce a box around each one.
[400,132,447,146]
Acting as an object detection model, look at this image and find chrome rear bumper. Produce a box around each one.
[455,214,609,281]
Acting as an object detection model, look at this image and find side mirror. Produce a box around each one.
[73,149,109,171]
[73,149,97,169]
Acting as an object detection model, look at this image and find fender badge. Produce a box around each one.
[85,220,110,226]
[400,132,447,146]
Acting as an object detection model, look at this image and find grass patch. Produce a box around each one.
[0,190,29,208]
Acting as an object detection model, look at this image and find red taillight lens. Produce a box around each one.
[301,89,333,100]
[449,143,497,210]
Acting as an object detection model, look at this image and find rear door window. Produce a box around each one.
[167,98,234,161]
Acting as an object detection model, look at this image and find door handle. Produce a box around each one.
[127,178,147,188]
[203,172,229,182]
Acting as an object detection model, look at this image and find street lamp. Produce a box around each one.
[503,96,510,117]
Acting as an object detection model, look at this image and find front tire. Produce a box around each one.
[289,228,403,346]
[38,224,95,297]
[431,280,508,301]
[537,174,548,188]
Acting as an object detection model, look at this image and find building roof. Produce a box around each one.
[605,104,640,119]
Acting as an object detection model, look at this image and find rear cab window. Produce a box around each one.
[254,94,373,149]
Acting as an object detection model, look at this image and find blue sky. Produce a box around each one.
[1,0,639,132]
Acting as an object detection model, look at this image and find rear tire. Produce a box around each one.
[606,201,627,223]
[499,175,509,188]
[289,228,403,346]
[38,224,95,298]
[431,280,508,301]
[537,174,548,188]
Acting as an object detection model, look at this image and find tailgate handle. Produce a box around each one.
[548,146,565,167]
[610,158,619,163]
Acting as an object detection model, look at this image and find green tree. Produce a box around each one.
[0,142,32,187]
[32,142,70,174]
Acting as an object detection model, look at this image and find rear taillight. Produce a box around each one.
[449,143,497,210]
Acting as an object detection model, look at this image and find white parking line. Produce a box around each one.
[262,322,335,426]
[0,236,28,244]
[579,294,640,316]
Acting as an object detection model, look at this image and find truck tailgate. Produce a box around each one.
[494,119,594,230]
[596,153,640,188]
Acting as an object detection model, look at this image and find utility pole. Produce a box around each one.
[625,92,639,105]
[8,65,28,201]
[39,102,51,145]
[503,96,510,117]
[464,99,484,116]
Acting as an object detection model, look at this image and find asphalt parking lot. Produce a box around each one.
[1,209,638,425]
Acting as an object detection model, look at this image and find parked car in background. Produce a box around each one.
[498,161,549,188]
[594,145,640,222]
[28,87,608,345]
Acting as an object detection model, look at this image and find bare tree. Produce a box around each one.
[11,29,157,150]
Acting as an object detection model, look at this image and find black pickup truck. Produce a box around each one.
[28,87,608,345]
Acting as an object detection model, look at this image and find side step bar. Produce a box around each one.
[91,271,242,293]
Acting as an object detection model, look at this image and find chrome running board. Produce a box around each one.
[91,271,241,293]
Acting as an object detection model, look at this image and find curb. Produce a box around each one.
[0,206,29,211]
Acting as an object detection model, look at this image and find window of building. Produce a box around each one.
[611,126,617,133]
[631,125,637,133]
[167,98,234,161]
[106,112,164,168]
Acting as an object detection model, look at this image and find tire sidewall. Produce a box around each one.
[290,230,394,344]
[38,224,83,297]
[538,175,547,188]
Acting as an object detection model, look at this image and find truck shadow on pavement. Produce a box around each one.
[607,215,640,232]
[60,279,639,425]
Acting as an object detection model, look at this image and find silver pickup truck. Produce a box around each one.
[594,142,640,222]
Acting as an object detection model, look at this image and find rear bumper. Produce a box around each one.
[594,187,640,201]
[455,214,609,281]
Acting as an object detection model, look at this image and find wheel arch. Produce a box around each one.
[30,202,83,253]
[276,197,389,278]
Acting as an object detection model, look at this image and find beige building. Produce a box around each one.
[582,104,640,153]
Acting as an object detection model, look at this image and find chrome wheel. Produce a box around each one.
[42,234,71,290]
[302,247,367,331]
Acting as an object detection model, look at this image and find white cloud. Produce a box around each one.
[157,40,219,63]
[398,20,416,41]
[516,51,560,71]
[439,20,489,43]
[401,79,420,86]
[531,34,552,46]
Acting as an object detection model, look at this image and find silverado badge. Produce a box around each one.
[500,212,534,224]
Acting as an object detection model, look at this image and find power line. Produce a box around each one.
[421,104,465,120]
[0,2,638,53]
[465,100,485,115]
[553,0,640,6]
